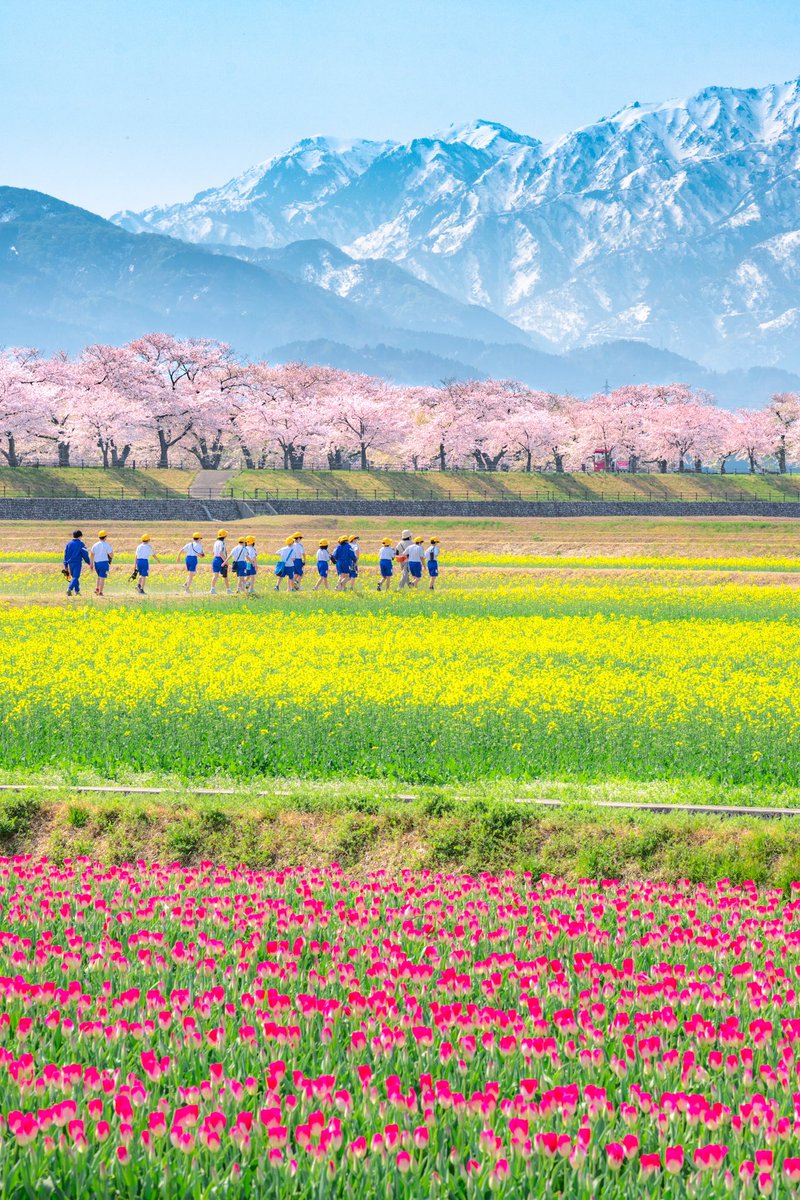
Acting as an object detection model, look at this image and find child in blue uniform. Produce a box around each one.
[377,538,395,591]
[230,537,248,592]
[134,535,159,594]
[210,530,230,595]
[348,534,360,590]
[90,530,114,596]
[292,533,306,588]
[425,537,441,589]
[244,536,258,595]
[406,537,425,586]
[314,541,330,591]
[333,536,353,591]
[63,530,90,596]
[178,533,204,591]
[274,538,296,592]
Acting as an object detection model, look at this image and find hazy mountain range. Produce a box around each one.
[115,79,800,377]
[5,78,800,403]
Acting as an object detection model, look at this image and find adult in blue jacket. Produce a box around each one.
[63,530,91,596]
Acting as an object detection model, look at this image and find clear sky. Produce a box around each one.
[4,0,800,216]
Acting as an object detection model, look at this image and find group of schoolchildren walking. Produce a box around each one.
[62,527,441,596]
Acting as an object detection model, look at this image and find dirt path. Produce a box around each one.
[189,469,237,499]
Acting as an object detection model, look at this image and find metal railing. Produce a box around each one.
[4,486,800,503]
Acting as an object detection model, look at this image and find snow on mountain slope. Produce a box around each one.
[113,83,800,370]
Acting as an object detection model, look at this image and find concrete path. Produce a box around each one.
[0,783,797,818]
[189,469,237,499]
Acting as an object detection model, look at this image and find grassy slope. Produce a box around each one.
[0,467,195,497]
[4,465,800,503]
[5,784,800,888]
[229,468,800,503]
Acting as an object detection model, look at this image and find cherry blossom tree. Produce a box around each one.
[3,336,797,478]
[735,409,779,474]
[411,381,481,470]
[505,395,576,472]
[127,334,227,467]
[0,348,46,466]
[34,354,85,467]
[77,344,151,468]
[323,371,401,470]
[768,393,800,473]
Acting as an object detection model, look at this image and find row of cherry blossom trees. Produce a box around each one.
[2,334,800,473]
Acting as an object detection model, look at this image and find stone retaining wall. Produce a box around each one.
[2,497,800,521]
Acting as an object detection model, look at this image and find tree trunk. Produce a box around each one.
[58,441,70,468]
[438,443,446,471]
[524,449,532,472]
[629,455,638,474]
[328,449,344,470]
[749,451,757,474]
[157,430,170,469]
[694,456,702,473]
[111,444,131,468]
[553,452,564,473]
[678,457,685,473]
[360,443,368,471]
[289,447,305,470]
[658,460,667,474]
[97,438,110,468]
[1,435,21,468]
[778,441,787,474]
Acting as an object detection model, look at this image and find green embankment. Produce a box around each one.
[0,467,195,498]
[3,783,800,888]
[4,466,800,503]
[229,468,800,503]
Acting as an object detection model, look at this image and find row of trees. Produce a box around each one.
[2,334,800,474]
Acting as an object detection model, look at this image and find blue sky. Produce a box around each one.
[4,0,800,215]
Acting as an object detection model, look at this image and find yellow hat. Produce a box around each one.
[349,533,358,540]
[141,535,150,543]
[293,531,303,539]
[192,532,202,540]
[382,538,392,546]
[319,540,329,548]
[285,537,294,546]
[338,535,349,544]
[98,530,107,538]
[430,537,440,543]
[217,529,227,538]
[414,536,424,544]
[237,537,246,544]
[246,536,256,546]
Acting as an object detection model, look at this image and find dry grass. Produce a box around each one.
[4,514,800,559]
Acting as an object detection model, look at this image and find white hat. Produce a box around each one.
[401,529,412,539]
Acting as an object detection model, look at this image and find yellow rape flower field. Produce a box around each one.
[0,558,799,789]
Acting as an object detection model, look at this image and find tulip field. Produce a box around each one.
[2,861,800,1198]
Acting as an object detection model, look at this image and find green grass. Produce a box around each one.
[228,467,800,503]
[4,781,800,887]
[0,467,195,498]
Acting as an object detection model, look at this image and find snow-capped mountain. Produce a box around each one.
[114,83,800,371]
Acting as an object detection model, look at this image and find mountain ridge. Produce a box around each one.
[113,77,800,372]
